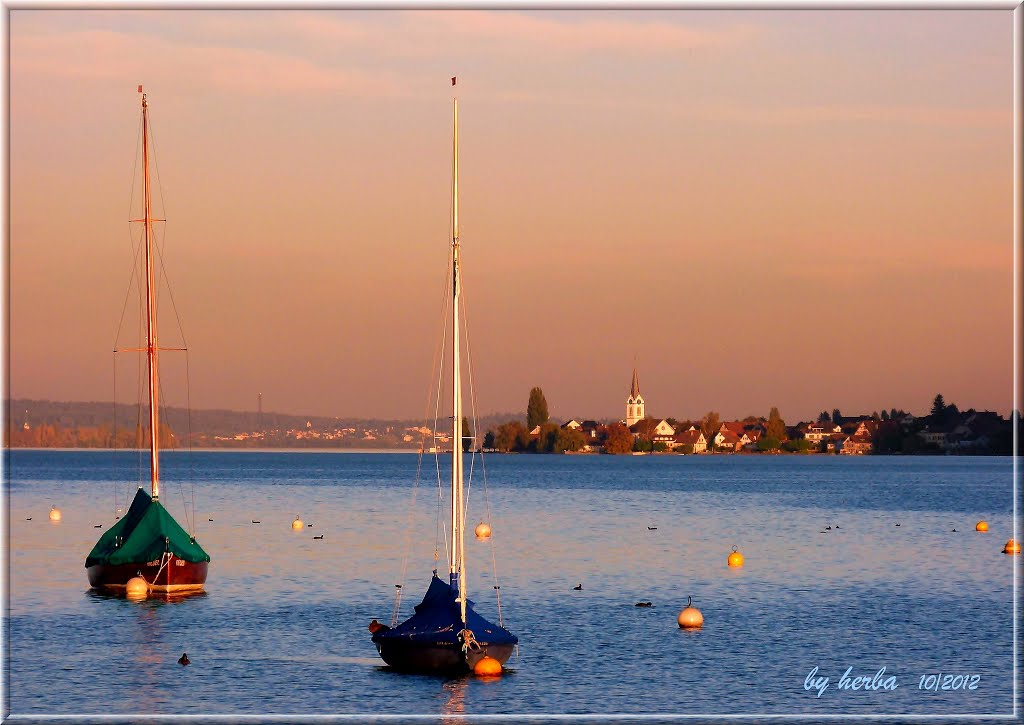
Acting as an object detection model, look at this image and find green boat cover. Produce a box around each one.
[84,488,210,567]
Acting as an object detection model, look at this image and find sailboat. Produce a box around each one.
[371,82,517,673]
[85,87,210,594]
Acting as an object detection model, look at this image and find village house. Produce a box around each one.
[628,417,676,447]
[674,427,707,453]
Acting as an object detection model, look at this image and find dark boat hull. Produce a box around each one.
[375,639,515,674]
[87,556,208,594]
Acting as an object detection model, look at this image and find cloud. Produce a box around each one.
[10,27,398,97]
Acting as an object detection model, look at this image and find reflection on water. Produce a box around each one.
[6,450,1016,717]
[441,676,468,721]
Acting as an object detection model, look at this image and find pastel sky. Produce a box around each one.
[6,9,1016,422]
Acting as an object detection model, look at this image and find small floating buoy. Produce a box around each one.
[572,583,582,591]
[474,522,491,540]
[126,576,148,599]
[727,546,744,568]
[292,516,304,530]
[1004,539,1021,555]
[178,653,190,666]
[48,506,61,522]
[473,656,502,677]
[677,596,703,629]
[976,521,989,532]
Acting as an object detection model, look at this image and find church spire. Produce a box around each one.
[626,367,645,427]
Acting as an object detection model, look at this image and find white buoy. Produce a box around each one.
[48,506,62,522]
[126,576,149,599]
[475,522,491,540]
[292,516,304,530]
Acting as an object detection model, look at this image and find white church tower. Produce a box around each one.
[626,368,645,426]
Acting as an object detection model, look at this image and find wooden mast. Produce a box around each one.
[450,89,467,625]
[141,87,161,501]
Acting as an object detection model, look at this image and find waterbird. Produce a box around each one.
[26,517,31,521]
[573,583,583,591]
[952,528,958,532]
[647,526,657,531]
[178,653,190,666]
[208,518,213,522]
[826,526,831,530]
[307,523,313,527]
[251,520,261,524]
[895,523,901,527]
[313,535,324,540]
[94,524,103,528]
[635,601,653,607]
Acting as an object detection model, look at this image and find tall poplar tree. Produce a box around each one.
[527,387,549,430]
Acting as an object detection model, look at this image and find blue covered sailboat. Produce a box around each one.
[371,81,517,674]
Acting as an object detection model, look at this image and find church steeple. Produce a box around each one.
[626,367,645,426]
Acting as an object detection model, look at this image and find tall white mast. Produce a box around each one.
[141,87,161,501]
[450,90,467,625]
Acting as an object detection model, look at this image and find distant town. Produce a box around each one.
[4,371,1018,455]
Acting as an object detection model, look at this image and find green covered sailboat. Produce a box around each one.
[86,86,209,595]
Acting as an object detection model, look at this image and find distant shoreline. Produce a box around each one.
[6,447,421,454]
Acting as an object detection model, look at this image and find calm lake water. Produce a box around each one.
[4,450,1019,719]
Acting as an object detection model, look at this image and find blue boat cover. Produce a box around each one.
[373,575,518,646]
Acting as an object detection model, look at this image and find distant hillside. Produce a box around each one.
[4,398,525,448]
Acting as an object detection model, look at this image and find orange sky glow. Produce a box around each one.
[5,9,1017,422]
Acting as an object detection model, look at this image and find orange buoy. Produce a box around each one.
[473,655,502,676]
[292,516,304,530]
[126,576,148,600]
[677,596,703,629]
[1003,539,1021,555]
[727,546,744,568]
[475,522,492,540]
[976,521,989,532]
[48,506,62,522]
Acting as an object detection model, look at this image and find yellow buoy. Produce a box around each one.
[474,522,491,540]
[473,655,502,677]
[1003,539,1021,555]
[292,516,304,530]
[976,521,989,532]
[677,596,703,629]
[727,546,744,568]
[48,506,62,522]
[125,576,148,599]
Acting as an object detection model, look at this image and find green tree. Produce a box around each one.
[820,411,831,423]
[532,422,560,453]
[699,411,721,442]
[603,423,634,454]
[493,421,527,452]
[462,417,473,452]
[931,394,946,419]
[881,410,890,421]
[554,426,586,453]
[483,430,495,449]
[757,437,781,452]
[766,407,786,441]
[832,409,842,425]
[527,387,549,430]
